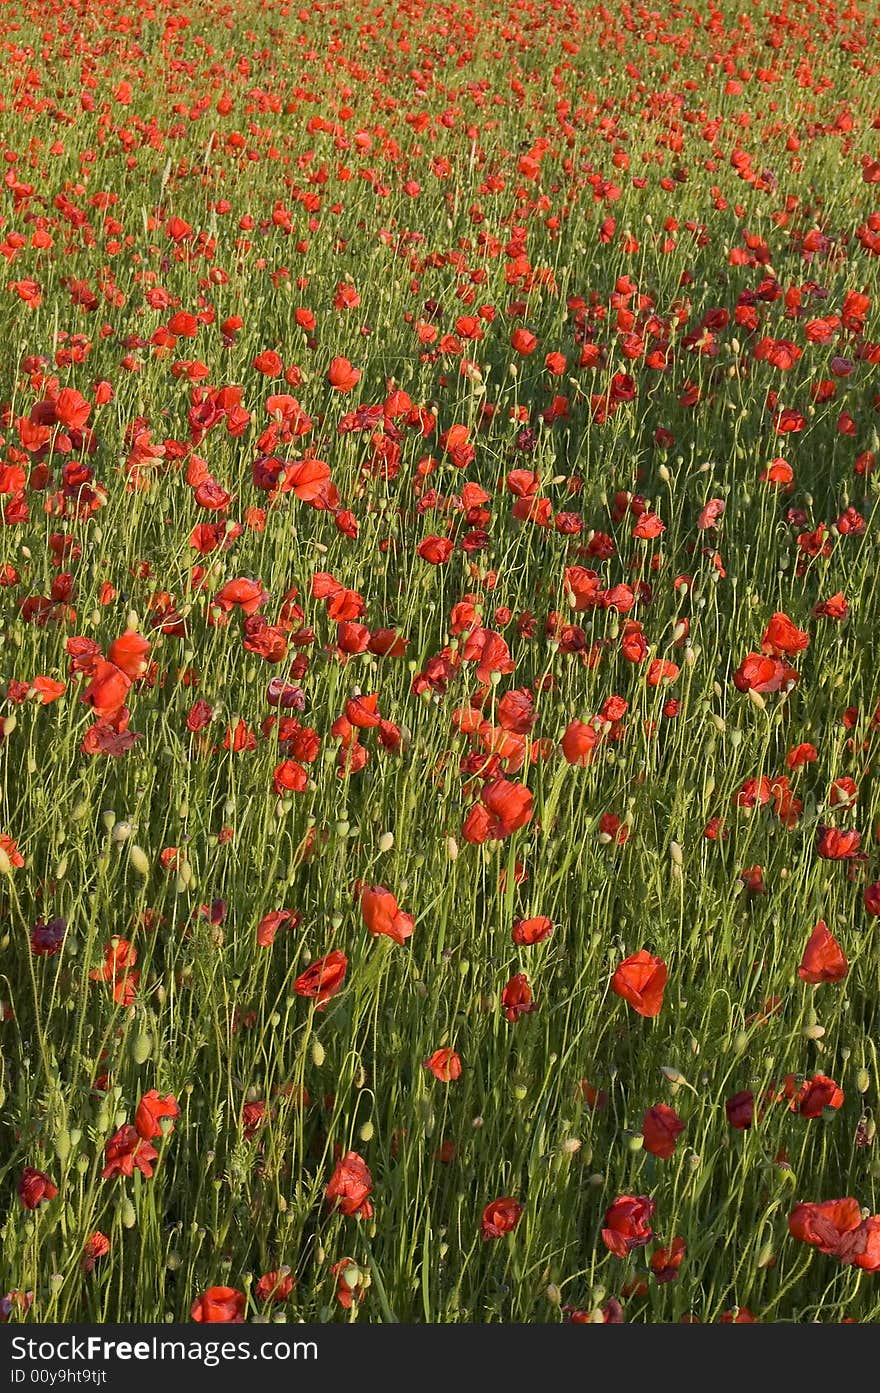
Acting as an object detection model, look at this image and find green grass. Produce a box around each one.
[0,0,879,1325]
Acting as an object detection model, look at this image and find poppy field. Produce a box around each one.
[1,0,880,1328]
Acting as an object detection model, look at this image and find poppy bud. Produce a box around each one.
[129,846,150,877]
[856,1069,870,1093]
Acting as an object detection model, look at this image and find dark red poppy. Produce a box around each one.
[481,1196,524,1239]
[725,1090,755,1130]
[601,1195,655,1257]
[642,1104,685,1159]
[650,1236,686,1283]
[18,1167,58,1210]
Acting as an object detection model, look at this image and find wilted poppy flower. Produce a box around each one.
[325,1151,374,1218]
[601,1195,655,1256]
[293,949,348,1008]
[611,950,667,1018]
[798,920,848,984]
[642,1104,685,1159]
[190,1286,246,1323]
[18,1167,58,1210]
[481,1196,524,1239]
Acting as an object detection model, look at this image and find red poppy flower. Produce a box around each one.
[461,778,533,844]
[501,972,536,1021]
[82,660,131,718]
[134,1090,179,1141]
[725,1090,755,1130]
[815,826,861,860]
[360,885,414,945]
[511,916,553,945]
[601,1195,655,1256]
[292,950,348,1008]
[481,1196,524,1238]
[327,357,361,393]
[789,1198,863,1256]
[761,612,809,656]
[18,1167,58,1210]
[190,1287,246,1323]
[423,1048,462,1082]
[791,1074,844,1118]
[651,1236,686,1283]
[611,950,668,1018]
[107,632,151,679]
[254,1270,295,1303]
[325,1151,374,1218]
[560,719,599,766]
[642,1103,685,1159]
[81,1233,111,1273]
[101,1126,159,1180]
[332,1258,368,1309]
[732,653,798,693]
[798,920,848,984]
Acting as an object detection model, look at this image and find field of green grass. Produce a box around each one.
[0,0,879,1324]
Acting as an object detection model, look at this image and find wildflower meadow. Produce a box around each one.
[0,0,879,1327]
